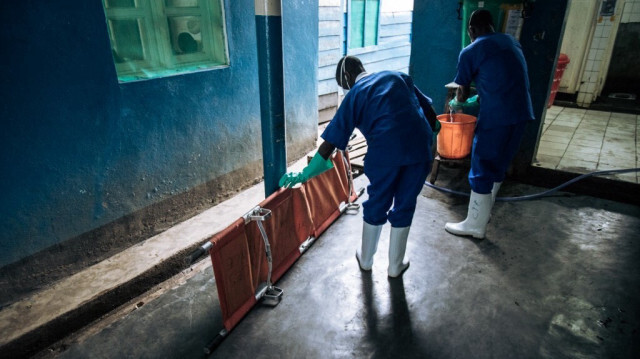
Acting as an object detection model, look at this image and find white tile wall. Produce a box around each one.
[593,59,602,71]
[585,59,594,71]
[575,0,631,107]
[623,0,640,23]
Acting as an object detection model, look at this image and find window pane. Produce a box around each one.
[103,0,228,81]
[349,0,365,48]
[109,19,145,61]
[165,0,198,7]
[167,16,203,55]
[105,0,136,8]
[363,0,379,47]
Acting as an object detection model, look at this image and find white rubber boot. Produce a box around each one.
[388,226,411,278]
[488,182,502,223]
[491,182,502,206]
[445,191,492,239]
[356,222,382,271]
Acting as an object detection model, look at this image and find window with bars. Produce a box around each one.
[348,0,380,49]
[103,0,228,82]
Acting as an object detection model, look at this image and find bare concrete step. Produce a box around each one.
[0,181,267,358]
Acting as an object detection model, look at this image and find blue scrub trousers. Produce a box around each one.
[362,161,431,228]
[469,122,527,194]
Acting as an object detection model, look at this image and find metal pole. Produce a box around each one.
[255,0,286,197]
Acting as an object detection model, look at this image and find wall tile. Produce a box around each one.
[593,60,602,72]
[595,24,604,37]
[599,37,608,49]
[577,92,587,105]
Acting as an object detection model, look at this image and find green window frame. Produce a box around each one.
[348,0,380,49]
[102,0,229,82]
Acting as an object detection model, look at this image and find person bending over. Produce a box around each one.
[279,56,439,278]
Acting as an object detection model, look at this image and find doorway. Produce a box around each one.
[535,0,639,184]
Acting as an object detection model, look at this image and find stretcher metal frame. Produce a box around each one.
[243,206,283,306]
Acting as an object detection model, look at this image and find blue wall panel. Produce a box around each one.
[0,0,315,267]
[410,1,462,112]
[283,0,319,160]
[255,13,287,196]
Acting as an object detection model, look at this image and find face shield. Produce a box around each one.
[340,56,351,91]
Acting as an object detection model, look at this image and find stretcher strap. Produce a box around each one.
[209,152,357,332]
[303,151,350,237]
[339,150,360,203]
[209,218,256,331]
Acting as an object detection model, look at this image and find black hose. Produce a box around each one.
[424,168,640,202]
[186,247,206,265]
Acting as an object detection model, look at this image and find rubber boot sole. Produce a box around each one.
[444,225,485,239]
[388,262,410,278]
[355,252,372,271]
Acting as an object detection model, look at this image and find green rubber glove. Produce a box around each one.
[466,95,479,104]
[449,98,463,107]
[448,98,464,111]
[278,152,334,188]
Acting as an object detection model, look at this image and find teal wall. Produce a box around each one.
[410,0,463,111]
[0,0,318,268]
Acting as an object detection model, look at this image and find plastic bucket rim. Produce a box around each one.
[436,114,477,125]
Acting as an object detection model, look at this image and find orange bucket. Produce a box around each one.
[436,113,476,159]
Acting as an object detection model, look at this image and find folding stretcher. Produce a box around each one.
[188,150,362,353]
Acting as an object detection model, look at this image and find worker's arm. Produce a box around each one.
[423,102,440,135]
[317,140,336,160]
[413,86,440,135]
[278,140,336,188]
[456,85,470,102]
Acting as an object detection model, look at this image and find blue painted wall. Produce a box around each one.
[410,0,462,112]
[283,0,319,159]
[0,0,318,268]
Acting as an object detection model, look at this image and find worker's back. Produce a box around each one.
[458,32,534,130]
[325,71,433,167]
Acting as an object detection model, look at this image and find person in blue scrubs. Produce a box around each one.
[279,56,439,277]
[445,9,535,239]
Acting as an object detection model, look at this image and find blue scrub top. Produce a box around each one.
[321,71,433,167]
[454,33,535,131]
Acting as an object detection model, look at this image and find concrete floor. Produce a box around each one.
[34,168,640,359]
